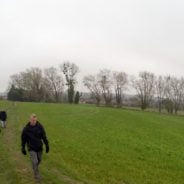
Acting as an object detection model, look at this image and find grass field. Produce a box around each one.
[0,101,184,184]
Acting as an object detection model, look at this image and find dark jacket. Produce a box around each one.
[0,111,7,121]
[21,121,49,152]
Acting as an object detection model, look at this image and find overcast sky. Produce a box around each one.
[0,0,184,92]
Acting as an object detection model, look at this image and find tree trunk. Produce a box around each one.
[158,102,162,113]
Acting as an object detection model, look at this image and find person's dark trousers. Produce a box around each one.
[29,151,42,180]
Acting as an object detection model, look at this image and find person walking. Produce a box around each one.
[21,114,49,181]
[0,111,7,128]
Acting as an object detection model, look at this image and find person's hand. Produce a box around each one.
[21,148,27,155]
[46,145,49,153]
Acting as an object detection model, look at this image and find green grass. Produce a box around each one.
[1,101,184,184]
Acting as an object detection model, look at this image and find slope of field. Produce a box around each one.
[0,101,184,184]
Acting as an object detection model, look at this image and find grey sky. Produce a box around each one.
[0,0,184,92]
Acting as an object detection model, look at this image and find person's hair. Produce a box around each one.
[30,114,37,119]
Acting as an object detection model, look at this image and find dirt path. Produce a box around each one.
[1,104,35,184]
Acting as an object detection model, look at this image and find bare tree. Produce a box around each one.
[98,69,113,106]
[132,71,155,110]
[164,76,173,113]
[10,73,24,89]
[24,67,45,101]
[60,62,79,104]
[44,67,64,102]
[164,76,184,114]
[83,75,102,106]
[180,78,184,110]
[171,78,182,114]
[9,67,46,102]
[155,75,165,113]
[113,71,128,107]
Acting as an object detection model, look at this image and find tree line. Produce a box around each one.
[84,69,184,114]
[8,62,80,104]
[7,62,184,114]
